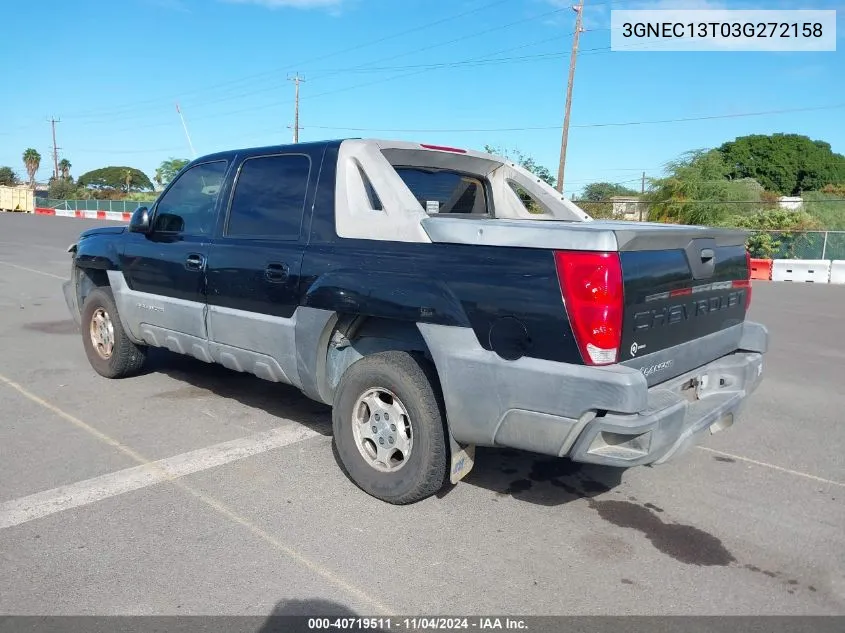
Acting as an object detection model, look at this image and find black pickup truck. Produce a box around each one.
[62,139,768,504]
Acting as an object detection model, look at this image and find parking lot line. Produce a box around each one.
[696,446,845,488]
[0,260,65,280]
[0,373,394,615]
[0,425,319,530]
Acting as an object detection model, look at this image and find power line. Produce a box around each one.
[303,50,565,74]
[116,33,570,127]
[51,0,515,123]
[104,9,577,130]
[296,31,576,111]
[572,103,845,128]
[88,30,580,137]
[68,146,186,155]
[0,1,654,133]
[632,199,845,204]
[301,103,845,133]
[305,5,571,85]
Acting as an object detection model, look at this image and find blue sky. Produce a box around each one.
[1,0,843,197]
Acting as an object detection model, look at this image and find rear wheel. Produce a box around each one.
[80,287,147,378]
[332,351,449,504]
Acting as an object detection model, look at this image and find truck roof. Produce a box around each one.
[186,138,515,167]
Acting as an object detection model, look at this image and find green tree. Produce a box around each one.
[718,133,845,195]
[722,208,821,258]
[22,148,41,188]
[484,145,556,187]
[58,158,72,180]
[0,166,18,186]
[644,149,763,226]
[48,178,78,199]
[574,182,640,220]
[154,158,190,187]
[581,182,639,202]
[77,166,153,193]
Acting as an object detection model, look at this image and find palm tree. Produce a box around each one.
[123,168,133,193]
[22,148,41,188]
[58,158,71,180]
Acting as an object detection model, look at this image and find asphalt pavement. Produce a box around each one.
[0,212,843,616]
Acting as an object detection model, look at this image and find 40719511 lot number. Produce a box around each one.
[307,617,528,630]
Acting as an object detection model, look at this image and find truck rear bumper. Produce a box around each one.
[418,321,767,468]
[568,350,762,466]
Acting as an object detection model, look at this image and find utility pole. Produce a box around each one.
[288,73,305,143]
[556,1,586,195]
[48,117,61,180]
[640,171,646,221]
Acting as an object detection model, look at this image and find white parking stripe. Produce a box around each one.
[0,260,65,280]
[696,446,845,488]
[0,425,319,530]
[0,375,393,614]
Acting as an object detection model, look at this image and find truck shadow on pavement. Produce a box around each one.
[144,349,625,506]
[256,599,376,633]
[460,446,625,506]
[144,349,333,437]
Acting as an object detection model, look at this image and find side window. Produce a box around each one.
[395,167,488,216]
[226,154,311,239]
[154,161,227,235]
[508,181,551,216]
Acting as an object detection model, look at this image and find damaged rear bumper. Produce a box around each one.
[418,321,768,468]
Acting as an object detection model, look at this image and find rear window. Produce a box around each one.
[395,167,488,216]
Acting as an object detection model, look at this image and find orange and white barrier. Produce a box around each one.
[771,259,831,283]
[829,261,845,285]
[749,258,772,280]
[34,208,131,222]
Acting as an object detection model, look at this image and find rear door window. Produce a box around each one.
[226,154,311,240]
[395,167,488,216]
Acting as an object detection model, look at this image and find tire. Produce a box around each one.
[332,351,449,504]
[80,287,147,378]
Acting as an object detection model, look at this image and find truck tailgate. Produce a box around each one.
[618,243,751,381]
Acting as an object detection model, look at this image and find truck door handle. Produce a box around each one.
[185,253,206,271]
[265,262,289,283]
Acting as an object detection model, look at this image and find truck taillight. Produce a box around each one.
[732,251,752,311]
[554,251,624,366]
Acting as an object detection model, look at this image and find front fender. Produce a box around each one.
[74,238,122,271]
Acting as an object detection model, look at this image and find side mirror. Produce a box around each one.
[129,206,151,233]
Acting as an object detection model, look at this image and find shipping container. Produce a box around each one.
[0,186,34,213]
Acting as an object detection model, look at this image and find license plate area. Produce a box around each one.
[679,375,709,402]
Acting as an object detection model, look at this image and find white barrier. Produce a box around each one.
[829,261,845,285]
[771,259,831,283]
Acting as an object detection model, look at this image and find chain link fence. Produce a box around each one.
[747,230,845,260]
[35,198,155,213]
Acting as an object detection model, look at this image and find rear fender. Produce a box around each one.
[302,270,469,327]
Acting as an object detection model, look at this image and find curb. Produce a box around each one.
[34,208,131,222]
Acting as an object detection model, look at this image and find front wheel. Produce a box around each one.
[80,287,147,378]
[332,351,449,504]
